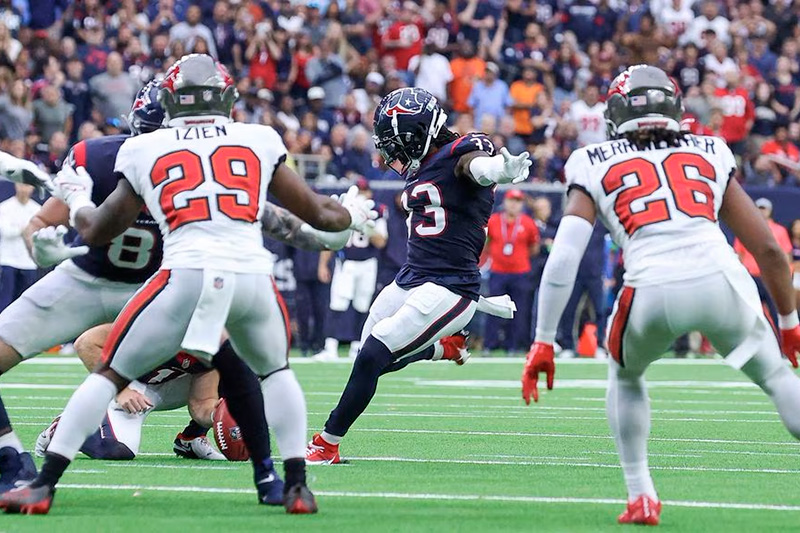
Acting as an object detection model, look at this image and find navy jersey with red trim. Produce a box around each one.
[395,133,496,300]
[66,135,163,284]
[137,352,209,385]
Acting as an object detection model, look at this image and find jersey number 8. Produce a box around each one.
[601,152,717,235]
[150,146,262,231]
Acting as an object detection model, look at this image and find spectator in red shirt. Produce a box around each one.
[483,189,540,352]
[733,197,793,327]
[714,70,755,155]
[381,1,423,83]
[755,123,800,185]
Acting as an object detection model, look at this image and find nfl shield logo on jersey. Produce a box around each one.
[214,277,224,289]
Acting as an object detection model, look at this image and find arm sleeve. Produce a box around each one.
[534,215,594,344]
[564,149,593,197]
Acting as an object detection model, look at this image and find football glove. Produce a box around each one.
[780,325,800,368]
[0,151,53,195]
[469,147,532,186]
[340,185,378,233]
[31,225,89,267]
[54,165,96,226]
[521,342,555,405]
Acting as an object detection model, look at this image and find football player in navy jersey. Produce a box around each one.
[306,87,531,464]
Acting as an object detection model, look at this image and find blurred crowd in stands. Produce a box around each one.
[0,0,797,185]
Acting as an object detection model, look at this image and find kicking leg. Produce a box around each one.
[312,283,475,458]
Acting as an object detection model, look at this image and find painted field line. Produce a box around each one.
[415,379,757,390]
[361,403,780,416]
[308,411,779,424]
[572,397,772,407]
[0,383,76,390]
[351,428,800,447]
[344,456,800,474]
[56,483,800,512]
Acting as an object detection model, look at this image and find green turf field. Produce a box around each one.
[2,355,799,532]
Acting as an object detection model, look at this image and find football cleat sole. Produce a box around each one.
[284,484,318,514]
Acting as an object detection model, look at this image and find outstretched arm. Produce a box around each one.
[721,180,796,318]
[261,202,351,251]
[522,188,596,404]
[269,163,377,233]
[456,147,532,186]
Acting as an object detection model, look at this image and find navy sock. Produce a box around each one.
[179,419,208,440]
[0,394,11,435]
[212,340,271,464]
[283,457,306,490]
[380,345,435,375]
[32,452,70,489]
[324,335,394,437]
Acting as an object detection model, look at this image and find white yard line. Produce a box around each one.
[55,483,800,512]
[342,456,800,474]
[351,428,800,447]
[308,411,779,423]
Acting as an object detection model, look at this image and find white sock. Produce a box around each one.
[606,363,658,502]
[48,374,117,461]
[430,341,444,361]
[0,431,24,453]
[261,370,307,460]
[320,431,341,445]
[323,338,339,354]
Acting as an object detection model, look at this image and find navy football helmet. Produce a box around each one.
[128,79,165,135]
[373,87,447,175]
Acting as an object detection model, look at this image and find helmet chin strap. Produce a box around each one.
[409,107,448,174]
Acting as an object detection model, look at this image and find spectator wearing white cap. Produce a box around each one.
[467,62,510,129]
[409,42,453,102]
[353,71,384,115]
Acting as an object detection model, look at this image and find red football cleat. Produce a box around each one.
[305,433,341,465]
[0,484,55,515]
[440,331,470,365]
[618,495,662,526]
[284,483,318,514]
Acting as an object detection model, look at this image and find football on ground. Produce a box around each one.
[212,398,249,462]
[3,354,799,532]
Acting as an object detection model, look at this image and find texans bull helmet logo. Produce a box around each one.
[381,88,426,118]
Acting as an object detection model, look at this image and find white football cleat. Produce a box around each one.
[173,435,226,461]
[312,350,338,361]
[35,417,61,458]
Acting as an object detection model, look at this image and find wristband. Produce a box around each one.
[779,312,800,330]
[68,196,97,228]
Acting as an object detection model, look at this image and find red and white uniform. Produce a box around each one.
[714,87,755,144]
[566,134,771,370]
[107,120,292,380]
[382,20,423,70]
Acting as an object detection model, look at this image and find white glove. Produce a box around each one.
[299,223,352,250]
[340,185,378,233]
[54,165,96,226]
[0,152,53,195]
[499,147,532,184]
[31,225,89,268]
[469,147,532,186]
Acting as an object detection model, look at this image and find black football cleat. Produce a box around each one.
[0,484,55,515]
[0,448,37,493]
[284,483,318,514]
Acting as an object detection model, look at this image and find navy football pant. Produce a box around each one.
[294,279,329,353]
[484,272,533,351]
[558,273,606,351]
[0,267,37,312]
